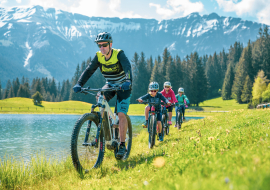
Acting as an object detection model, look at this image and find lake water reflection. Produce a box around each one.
[0,114,203,161]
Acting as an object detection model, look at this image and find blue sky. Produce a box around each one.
[0,0,269,25]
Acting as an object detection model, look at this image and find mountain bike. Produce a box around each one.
[161,104,174,135]
[175,105,184,130]
[137,100,166,149]
[71,84,132,173]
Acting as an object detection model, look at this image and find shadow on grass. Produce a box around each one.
[115,149,165,170]
[35,104,44,107]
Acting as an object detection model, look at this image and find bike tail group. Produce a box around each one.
[137,81,190,148]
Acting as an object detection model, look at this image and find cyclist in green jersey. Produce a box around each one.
[175,87,189,127]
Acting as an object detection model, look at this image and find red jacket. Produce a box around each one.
[161,89,178,104]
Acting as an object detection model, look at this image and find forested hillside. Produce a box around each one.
[1,27,270,107]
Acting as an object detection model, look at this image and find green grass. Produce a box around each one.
[1,109,269,189]
[0,97,93,114]
[195,97,248,111]
[0,97,247,116]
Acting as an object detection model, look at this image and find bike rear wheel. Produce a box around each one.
[148,115,156,149]
[71,113,105,173]
[176,111,181,130]
[115,115,133,160]
[162,114,166,135]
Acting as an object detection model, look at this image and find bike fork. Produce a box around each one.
[83,120,92,144]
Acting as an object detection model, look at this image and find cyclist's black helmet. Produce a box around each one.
[95,32,113,43]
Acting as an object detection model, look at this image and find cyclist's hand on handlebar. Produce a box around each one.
[73,84,82,93]
[167,102,172,106]
[137,99,143,103]
[120,80,132,90]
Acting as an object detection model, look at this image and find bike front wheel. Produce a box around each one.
[71,113,105,173]
[148,115,156,149]
[162,114,169,135]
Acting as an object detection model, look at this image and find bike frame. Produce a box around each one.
[148,105,158,134]
[175,105,184,126]
[161,106,168,124]
[81,87,120,148]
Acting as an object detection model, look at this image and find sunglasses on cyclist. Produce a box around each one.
[165,86,170,88]
[97,43,110,48]
[150,90,157,92]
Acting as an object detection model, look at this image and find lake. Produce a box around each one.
[0,114,203,162]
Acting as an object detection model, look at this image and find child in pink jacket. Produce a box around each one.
[161,81,178,125]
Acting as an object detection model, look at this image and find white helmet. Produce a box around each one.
[178,87,184,93]
[164,81,171,87]
[149,82,159,91]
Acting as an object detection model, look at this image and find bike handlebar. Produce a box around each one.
[80,83,122,95]
[136,100,168,106]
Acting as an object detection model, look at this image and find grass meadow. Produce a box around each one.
[0,97,247,117]
[1,108,269,190]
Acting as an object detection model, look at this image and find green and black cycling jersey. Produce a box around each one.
[77,48,132,86]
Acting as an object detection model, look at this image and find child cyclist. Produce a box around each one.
[161,81,178,125]
[175,87,189,127]
[137,82,171,142]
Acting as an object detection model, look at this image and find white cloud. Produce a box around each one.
[16,0,21,3]
[0,0,7,6]
[216,0,270,25]
[25,0,142,19]
[149,0,204,19]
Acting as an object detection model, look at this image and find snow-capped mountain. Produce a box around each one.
[0,5,268,86]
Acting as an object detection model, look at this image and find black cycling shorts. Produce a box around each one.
[166,105,173,112]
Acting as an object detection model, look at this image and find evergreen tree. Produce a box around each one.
[131,52,148,102]
[32,78,45,96]
[12,78,20,97]
[231,47,249,103]
[221,62,234,100]
[160,48,171,85]
[7,86,15,98]
[241,75,253,103]
[220,49,228,79]
[150,58,161,83]
[49,78,57,97]
[245,40,253,80]
[69,64,81,100]
[146,56,153,83]
[172,55,182,92]
[262,26,270,79]
[165,55,177,86]
[188,52,208,106]
[3,80,12,99]
[17,83,31,98]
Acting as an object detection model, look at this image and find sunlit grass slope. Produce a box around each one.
[196,97,247,111]
[0,97,93,114]
[1,109,269,189]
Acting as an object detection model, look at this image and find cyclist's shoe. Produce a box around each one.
[159,133,163,142]
[168,121,172,125]
[116,145,126,159]
[183,117,186,121]
[142,121,148,128]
